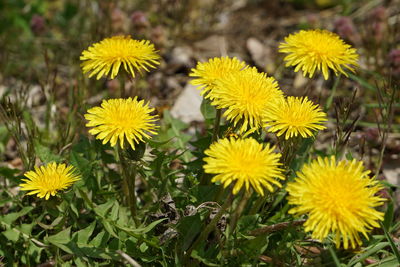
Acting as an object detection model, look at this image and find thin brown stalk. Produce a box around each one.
[248,219,306,236]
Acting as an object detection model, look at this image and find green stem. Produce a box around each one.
[249,197,266,215]
[280,136,302,167]
[248,219,305,236]
[199,110,222,185]
[213,185,225,203]
[119,77,126,98]
[184,193,233,263]
[325,74,341,112]
[128,75,138,99]
[230,190,251,234]
[118,148,139,225]
[212,109,222,142]
[328,245,341,267]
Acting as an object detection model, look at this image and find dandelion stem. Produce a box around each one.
[212,109,222,142]
[230,189,251,234]
[328,245,341,267]
[248,219,305,236]
[184,193,233,263]
[128,75,139,98]
[119,77,126,98]
[118,148,139,225]
[199,109,222,185]
[325,74,341,111]
[249,196,266,215]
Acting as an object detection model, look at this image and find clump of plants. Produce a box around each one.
[1,28,399,267]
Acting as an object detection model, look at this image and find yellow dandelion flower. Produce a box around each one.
[19,162,80,200]
[286,156,385,249]
[85,97,158,149]
[211,67,284,133]
[203,138,285,195]
[267,96,327,139]
[279,29,358,80]
[80,35,160,80]
[189,57,247,99]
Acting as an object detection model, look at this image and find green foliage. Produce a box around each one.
[0,0,399,266]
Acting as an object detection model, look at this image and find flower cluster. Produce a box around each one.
[192,29,384,250]
[21,36,161,200]
[19,29,385,254]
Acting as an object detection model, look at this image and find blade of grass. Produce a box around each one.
[380,221,400,263]
[328,245,341,267]
[325,74,341,111]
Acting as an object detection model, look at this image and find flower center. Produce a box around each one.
[317,173,358,219]
[230,152,263,177]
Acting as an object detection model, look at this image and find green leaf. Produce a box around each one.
[380,221,400,264]
[77,189,95,210]
[383,200,394,231]
[110,202,119,221]
[0,198,12,207]
[345,152,354,160]
[70,151,92,177]
[134,218,167,234]
[190,135,212,151]
[0,206,33,225]
[191,250,219,266]
[366,256,398,267]
[193,185,219,203]
[27,240,44,263]
[74,257,88,267]
[46,227,71,245]
[347,242,389,266]
[94,200,115,217]
[139,242,148,253]
[19,223,34,236]
[2,228,20,242]
[76,221,96,245]
[0,166,19,180]
[161,110,192,162]
[102,220,119,238]
[34,142,61,163]
[237,215,260,232]
[348,73,377,92]
[163,110,188,131]
[89,231,109,247]
[114,218,167,235]
[147,138,172,149]
[177,214,202,251]
[200,98,216,121]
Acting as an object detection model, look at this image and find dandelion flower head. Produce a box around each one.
[80,35,160,80]
[20,162,80,200]
[267,96,327,139]
[286,156,385,249]
[85,97,158,149]
[211,67,284,133]
[203,138,285,195]
[279,29,358,80]
[189,57,247,99]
